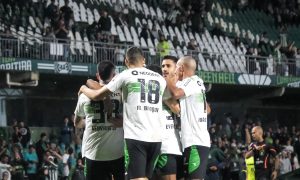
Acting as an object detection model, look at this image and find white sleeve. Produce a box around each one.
[105,72,125,92]
[177,78,205,97]
[74,94,86,118]
[177,79,193,97]
[62,154,69,164]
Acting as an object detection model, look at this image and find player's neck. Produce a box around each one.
[257,137,264,143]
[127,63,144,69]
[182,71,195,80]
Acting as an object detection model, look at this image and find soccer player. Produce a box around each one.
[245,126,279,180]
[78,47,167,180]
[154,56,183,180]
[165,56,210,180]
[74,61,124,180]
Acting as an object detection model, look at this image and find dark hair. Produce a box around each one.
[147,64,162,75]
[162,55,178,64]
[40,132,47,138]
[68,147,74,154]
[126,47,144,65]
[29,145,35,149]
[97,61,115,82]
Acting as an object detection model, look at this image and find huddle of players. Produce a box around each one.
[74,47,210,180]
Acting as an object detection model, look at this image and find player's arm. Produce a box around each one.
[74,115,85,129]
[206,102,211,115]
[270,146,279,180]
[164,98,180,114]
[79,85,112,101]
[245,144,254,159]
[165,76,185,100]
[245,125,251,145]
[86,79,103,90]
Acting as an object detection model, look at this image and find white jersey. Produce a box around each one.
[160,89,182,155]
[74,91,124,161]
[176,75,210,149]
[106,67,166,142]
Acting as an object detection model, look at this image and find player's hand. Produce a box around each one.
[78,85,87,96]
[255,145,266,151]
[271,170,277,180]
[209,166,218,171]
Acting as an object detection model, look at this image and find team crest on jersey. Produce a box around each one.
[259,149,265,156]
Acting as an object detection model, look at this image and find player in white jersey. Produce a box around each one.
[74,61,124,180]
[165,56,210,179]
[78,47,167,180]
[151,56,183,180]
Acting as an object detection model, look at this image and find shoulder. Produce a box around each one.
[78,94,90,102]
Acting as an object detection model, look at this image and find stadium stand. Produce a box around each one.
[0,0,299,76]
[1,0,300,180]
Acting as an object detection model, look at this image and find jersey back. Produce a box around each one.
[106,67,166,142]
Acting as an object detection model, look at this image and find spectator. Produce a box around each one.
[11,126,22,145]
[10,152,26,180]
[35,133,48,168]
[62,147,74,180]
[18,121,31,149]
[71,158,85,180]
[157,35,170,58]
[140,24,152,41]
[0,140,9,158]
[187,39,200,56]
[206,142,226,180]
[172,36,181,48]
[60,116,73,149]
[284,139,294,153]
[245,47,257,74]
[150,24,159,40]
[98,10,111,34]
[40,151,58,180]
[54,18,69,43]
[24,145,38,180]
[279,151,292,175]
[211,23,225,37]
[44,27,56,39]
[265,132,274,145]
[45,0,58,22]
[59,0,73,28]
[0,155,11,180]
[1,171,9,180]
[291,152,300,170]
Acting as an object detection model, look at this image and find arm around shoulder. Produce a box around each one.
[79,85,111,101]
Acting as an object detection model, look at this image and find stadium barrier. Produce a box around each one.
[0,34,299,76]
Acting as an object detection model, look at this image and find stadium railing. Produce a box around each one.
[0,34,299,77]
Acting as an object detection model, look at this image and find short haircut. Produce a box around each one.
[68,147,74,154]
[162,55,178,64]
[40,132,47,138]
[126,47,144,65]
[147,64,162,75]
[97,61,115,81]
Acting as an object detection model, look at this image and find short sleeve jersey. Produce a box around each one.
[74,91,124,161]
[176,75,210,149]
[253,141,277,171]
[106,67,166,142]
